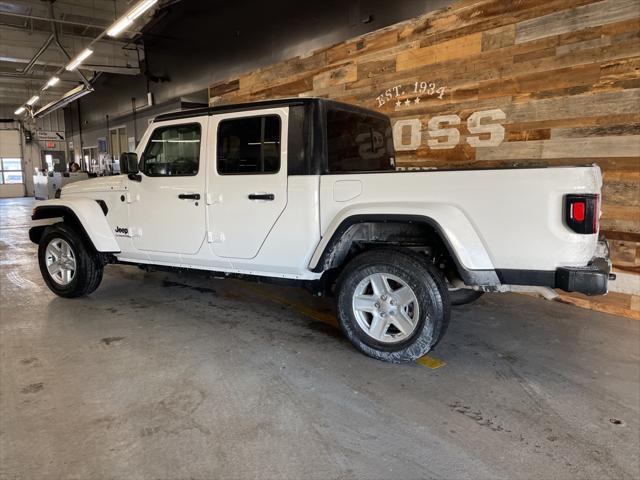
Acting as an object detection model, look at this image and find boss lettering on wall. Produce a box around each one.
[392,109,506,151]
[375,83,506,151]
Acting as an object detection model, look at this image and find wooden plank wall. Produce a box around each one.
[209,0,640,318]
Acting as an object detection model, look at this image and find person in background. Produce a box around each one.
[68,160,81,173]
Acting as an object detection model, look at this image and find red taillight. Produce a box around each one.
[571,201,586,222]
[565,194,599,234]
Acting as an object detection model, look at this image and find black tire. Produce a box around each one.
[335,249,450,363]
[449,288,484,306]
[38,223,104,298]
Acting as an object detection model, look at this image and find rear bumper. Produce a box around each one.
[495,240,613,296]
[555,256,611,296]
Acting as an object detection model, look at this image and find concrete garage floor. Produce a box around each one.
[1,197,639,480]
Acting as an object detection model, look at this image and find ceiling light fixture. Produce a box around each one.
[128,0,158,20]
[33,84,94,119]
[14,106,26,115]
[106,17,133,37]
[26,95,40,106]
[107,0,158,37]
[65,48,93,71]
[42,76,60,90]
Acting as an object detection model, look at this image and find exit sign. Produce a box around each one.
[46,141,56,149]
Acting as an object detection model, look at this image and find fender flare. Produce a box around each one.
[30,198,120,252]
[309,212,500,286]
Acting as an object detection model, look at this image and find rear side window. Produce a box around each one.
[142,124,201,176]
[327,108,394,173]
[217,115,281,175]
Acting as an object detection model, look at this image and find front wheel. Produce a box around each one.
[336,249,450,363]
[38,223,104,298]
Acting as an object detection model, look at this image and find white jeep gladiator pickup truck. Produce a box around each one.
[29,98,612,362]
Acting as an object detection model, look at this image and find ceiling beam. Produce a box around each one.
[1,0,133,24]
[0,11,142,36]
[0,26,142,75]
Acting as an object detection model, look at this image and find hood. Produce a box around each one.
[62,175,127,196]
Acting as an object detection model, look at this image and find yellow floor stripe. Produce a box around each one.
[416,355,446,369]
[239,281,446,369]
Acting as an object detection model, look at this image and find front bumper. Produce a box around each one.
[555,241,613,296]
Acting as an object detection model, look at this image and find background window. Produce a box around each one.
[327,109,395,173]
[217,116,281,175]
[0,158,23,184]
[142,124,201,176]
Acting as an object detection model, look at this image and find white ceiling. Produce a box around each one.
[0,0,158,112]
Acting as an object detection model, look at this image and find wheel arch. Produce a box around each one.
[309,213,499,286]
[30,199,120,253]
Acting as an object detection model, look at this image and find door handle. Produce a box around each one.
[178,193,201,200]
[248,193,275,201]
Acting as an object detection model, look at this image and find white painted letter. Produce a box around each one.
[393,119,422,151]
[427,115,461,149]
[466,109,506,147]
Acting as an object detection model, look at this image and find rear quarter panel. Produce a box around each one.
[319,166,601,271]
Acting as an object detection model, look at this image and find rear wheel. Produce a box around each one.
[336,249,450,363]
[38,223,103,298]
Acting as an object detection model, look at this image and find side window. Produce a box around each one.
[326,108,395,173]
[217,115,281,175]
[141,124,201,176]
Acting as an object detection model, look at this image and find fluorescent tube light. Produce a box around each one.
[42,76,60,90]
[107,17,133,37]
[26,95,39,106]
[14,106,25,115]
[107,0,157,37]
[128,0,157,20]
[65,48,93,71]
[33,84,94,119]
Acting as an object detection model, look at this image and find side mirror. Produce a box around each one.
[120,152,139,174]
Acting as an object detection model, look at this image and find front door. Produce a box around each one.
[129,118,207,255]
[208,108,288,259]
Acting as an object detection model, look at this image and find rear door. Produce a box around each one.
[208,108,288,259]
[129,118,207,255]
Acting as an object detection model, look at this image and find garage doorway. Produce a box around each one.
[0,130,24,198]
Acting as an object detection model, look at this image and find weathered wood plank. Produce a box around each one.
[481,24,516,51]
[476,135,640,161]
[326,30,399,65]
[209,79,240,97]
[556,291,640,319]
[610,239,640,266]
[396,33,482,71]
[356,59,396,80]
[505,89,640,123]
[552,123,640,138]
[313,64,357,89]
[515,0,640,43]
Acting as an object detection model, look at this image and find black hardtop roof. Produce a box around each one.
[153,97,389,123]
